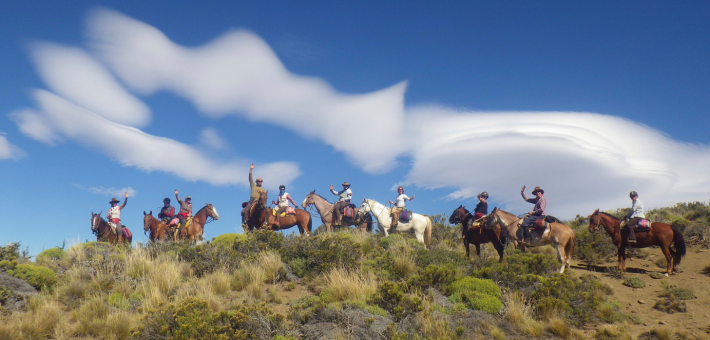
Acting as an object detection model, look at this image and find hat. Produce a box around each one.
[279,185,285,189]
[256,178,263,182]
[532,187,544,195]
[163,198,171,203]
[342,181,350,187]
[479,191,489,198]
[629,191,638,197]
[109,197,120,204]
[185,196,192,200]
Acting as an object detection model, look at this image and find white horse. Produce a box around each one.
[358,199,432,250]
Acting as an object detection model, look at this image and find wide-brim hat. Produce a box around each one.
[532,186,544,195]
[109,197,120,204]
[256,178,263,182]
[342,181,350,187]
[185,196,192,200]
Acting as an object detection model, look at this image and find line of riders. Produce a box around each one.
[102,162,648,245]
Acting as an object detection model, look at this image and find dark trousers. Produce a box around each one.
[518,215,544,240]
[626,217,640,240]
[178,216,187,231]
[333,201,350,223]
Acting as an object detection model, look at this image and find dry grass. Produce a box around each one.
[594,323,634,340]
[257,251,284,283]
[58,267,90,301]
[18,295,64,339]
[124,247,153,279]
[102,310,137,340]
[546,316,571,339]
[73,296,110,336]
[320,267,377,303]
[503,290,544,337]
[418,299,452,339]
[232,261,267,291]
[392,248,417,278]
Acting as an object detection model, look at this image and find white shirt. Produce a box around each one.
[108,206,121,220]
[627,199,646,219]
[278,193,291,207]
[331,188,352,202]
[394,194,411,208]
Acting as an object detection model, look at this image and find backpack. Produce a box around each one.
[343,207,355,219]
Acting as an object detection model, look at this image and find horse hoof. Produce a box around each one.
[664,273,669,277]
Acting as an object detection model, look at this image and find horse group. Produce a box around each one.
[448,205,686,275]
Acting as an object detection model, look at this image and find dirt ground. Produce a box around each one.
[568,245,710,337]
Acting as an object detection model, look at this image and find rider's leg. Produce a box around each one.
[177,216,186,236]
[116,222,124,243]
[391,207,401,227]
[333,202,343,225]
[626,218,638,243]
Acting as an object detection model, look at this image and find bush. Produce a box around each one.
[406,264,457,291]
[36,247,65,264]
[448,276,502,298]
[530,274,612,326]
[108,292,131,310]
[574,229,616,266]
[370,281,422,320]
[211,233,244,248]
[473,252,560,292]
[281,232,364,277]
[0,243,21,262]
[622,277,646,288]
[7,263,57,291]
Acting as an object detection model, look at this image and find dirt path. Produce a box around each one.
[568,245,709,336]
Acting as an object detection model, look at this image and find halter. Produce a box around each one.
[589,210,602,231]
[450,207,470,224]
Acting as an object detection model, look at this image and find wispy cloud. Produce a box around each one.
[199,127,227,150]
[0,134,25,160]
[87,8,407,173]
[74,184,136,197]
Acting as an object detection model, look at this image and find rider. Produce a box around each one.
[174,189,192,236]
[388,186,414,228]
[271,184,298,227]
[330,182,352,226]
[463,191,489,238]
[242,163,266,228]
[107,192,128,242]
[158,198,175,224]
[622,191,645,244]
[520,186,546,243]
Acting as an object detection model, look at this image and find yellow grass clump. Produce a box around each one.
[503,290,544,337]
[320,267,377,303]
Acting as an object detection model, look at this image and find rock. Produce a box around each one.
[0,272,38,312]
[659,321,667,325]
[427,288,454,309]
[638,300,646,304]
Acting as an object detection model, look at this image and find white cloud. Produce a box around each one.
[86,8,407,173]
[404,106,710,217]
[0,134,24,160]
[15,90,300,186]
[29,43,151,127]
[199,127,227,150]
[74,184,137,198]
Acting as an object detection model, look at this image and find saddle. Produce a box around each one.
[399,210,413,222]
[623,219,652,232]
[272,207,296,217]
[343,206,355,219]
[534,218,549,232]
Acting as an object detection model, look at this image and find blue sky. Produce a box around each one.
[2,1,710,255]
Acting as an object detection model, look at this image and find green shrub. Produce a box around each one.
[281,232,364,276]
[473,252,559,291]
[406,264,456,291]
[447,276,501,298]
[36,247,65,263]
[0,260,16,271]
[211,233,244,248]
[671,218,691,233]
[464,291,503,314]
[666,288,695,300]
[0,243,21,262]
[7,264,57,291]
[649,272,665,279]
[445,277,502,314]
[530,274,612,326]
[622,277,645,288]
[574,229,617,266]
[107,292,131,310]
[370,282,422,321]
[288,257,308,278]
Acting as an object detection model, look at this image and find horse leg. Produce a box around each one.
[660,245,673,276]
[556,243,567,274]
[617,246,626,272]
[464,239,470,257]
[475,243,481,258]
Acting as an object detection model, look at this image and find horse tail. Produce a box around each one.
[670,226,687,263]
[566,229,576,258]
[424,216,433,250]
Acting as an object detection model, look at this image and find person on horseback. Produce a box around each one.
[158,198,175,224]
[622,191,645,244]
[463,191,489,238]
[330,182,352,225]
[520,185,546,243]
[174,190,192,236]
[242,163,266,229]
[388,186,415,228]
[271,184,298,227]
[107,192,128,243]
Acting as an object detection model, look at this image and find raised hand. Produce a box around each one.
[174,189,179,195]
[521,185,526,192]
[124,192,128,198]
[329,185,334,190]
[250,163,255,170]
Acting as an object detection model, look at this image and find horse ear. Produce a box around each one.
[143,211,146,216]
[150,210,152,215]
[310,190,315,194]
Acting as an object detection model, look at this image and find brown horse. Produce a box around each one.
[486,207,576,273]
[176,203,220,242]
[91,212,132,245]
[449,205,505,261]
[588,209,686,275]
[143,211,169,242]
[244,191,269,232]
[266,208,313,236]
[301,190,373,232]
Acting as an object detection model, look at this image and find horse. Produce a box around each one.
[244,191,269,232]
[91,212,132,245]
[449,205,505,261]
[176,203,220,242]
[266,207,313,236]
[588,209,686,275]
[301,190,373,233]
[143,211,169,242]
[359,199,432,250]
[486,207,575,273]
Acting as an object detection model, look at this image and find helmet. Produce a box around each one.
[279,185,285,189]
[163,198,170,203]
[629,191,638,198]
[479,191,489,198]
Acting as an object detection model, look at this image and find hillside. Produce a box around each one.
[0,202,708,340]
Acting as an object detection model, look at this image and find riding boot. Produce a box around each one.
[626,224,637,243]
[523,226,532,243]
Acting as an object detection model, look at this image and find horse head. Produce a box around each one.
[258,191,268,208]
[302,190,315,209]
[588,209,601,231]
[485,207,498,229]
[449,205,465,224]
[143,211,153,231]
[91,212,102,232]
[359,198,372,213]
[205,203,219,220]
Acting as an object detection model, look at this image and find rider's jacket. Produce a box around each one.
[474,201,488,215]
[521,192,546,216]
[249,172,267,200]
[625,199,645,219]
[394,194,411,208]
[278,193,291,208]
[159,206,175,219]
[331,188,352,202]
[108,206,121,222]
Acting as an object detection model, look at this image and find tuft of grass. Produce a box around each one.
[74,296,110,336]
[392,249,417,278]
[649,272,665,279]
[417,302,452,339]
[19,295,63,339]
[319,267,376,303]
[268,285,282,303]
[654,295,687,314]
[546,316,571,339]
[594,324,634,340]
[503,290,544,337]
[622,277,646,288]
[257,251,285,283]
[603,267,626,280]
[102,310,136,340]
[232,261,267,291]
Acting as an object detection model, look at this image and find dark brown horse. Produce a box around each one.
[143,211,169,242]
[266,208,313,236]
[449,205,505,261]
[244,191,269,232]
[588,209,686,275]
[91,212,132,245]
[176,204,220,242]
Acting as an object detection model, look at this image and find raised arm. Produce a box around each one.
[119,192,128,210]
[249,164,255,188]
[330,185,338,195]
[174,189,183,204]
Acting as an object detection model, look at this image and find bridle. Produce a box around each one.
[360,199,387,224]
[589,210,602,231]
[450,207,470,225]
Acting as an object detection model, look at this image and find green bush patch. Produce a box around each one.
[36,247,65,263]
[622,277,645,288]
[7,264,56,291]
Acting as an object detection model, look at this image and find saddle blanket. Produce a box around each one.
[343,207,355,219]
[272,207,296,217]
[399,210,413,222]
[122,227,132,238]
[170,218,179,226]
[534,218,549,232]
[632,219,652,232]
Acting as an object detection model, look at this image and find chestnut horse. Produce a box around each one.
[143,211,169,242]
[244,191,269,232]
[449,205,505,261]
[588,209,686,275]
[91,212,132,245]
[177,203,220,242]
[266,208,313,236]
[301,190,373,232]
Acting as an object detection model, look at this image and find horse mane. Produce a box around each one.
[311,192,333,204]
[599,211,621,221]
